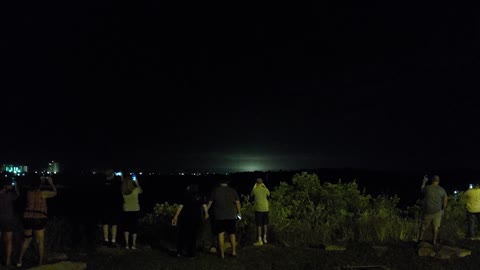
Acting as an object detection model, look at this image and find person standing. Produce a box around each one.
[0,176,19,267]
[419,175,448,245]
[172,184,208,258]
[100,169,123,247]
[463,183,480,239]
[207,180,241,258]
[122,174,142,250]
[251,178,270,246]
[17,175,57,267]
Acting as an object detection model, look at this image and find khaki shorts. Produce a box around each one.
[422,210,443,229]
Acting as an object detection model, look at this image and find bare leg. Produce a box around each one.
[34,229,45,265]
[124,231,129,248]
[256,226,262,242]
[433,227,439,245]
[18,230,33,266]
[419,223,426,242]
[263,225,268,243]
[3,232,12,266]
[229,234,237,256]
[218,232,225,258]
[132,234,137,248]
[111,225,118,243]
[102,225,109,241]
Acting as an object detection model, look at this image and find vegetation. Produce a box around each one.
[140,172,471,247]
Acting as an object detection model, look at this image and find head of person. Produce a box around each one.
[187,183,199,193]
[432,175,440,184]
[121,175,135,195]
[105,169,115,179]
[219,179,229,186]
[0,177,11,191]
[256,178,264,186]
[475,183,480,189]
[30,176,45,191]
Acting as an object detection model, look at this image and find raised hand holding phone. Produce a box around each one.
[422,175,428,184]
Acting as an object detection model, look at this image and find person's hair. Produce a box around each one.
[0,178,9,189]
[256,178,263,184]
[30,177,43,190]
[186,184,201,200]
[122,176,135,195]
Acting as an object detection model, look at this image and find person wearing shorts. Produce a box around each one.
[251,178,270,246]
[0,176,19,267]
[17,175,57,267]
[101,169,123,247]
[419,175,447,245]
[207,180,241,258]
[122,175,143,249]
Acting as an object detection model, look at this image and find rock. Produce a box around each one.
[325,245,346,251]
[280,240,291,247]
[26,261,87,270]
[47,253,68,262]
[372,246,388,257]
[417,242,435,257]
[456,249,472,258]
[436,246,471,259]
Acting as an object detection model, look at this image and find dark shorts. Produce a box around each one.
[122,211,140,233]
[23,218,48,231]
[255,211,269,226]
[101,209,121,225]
[215,219,236,235]
[0,217,15,232]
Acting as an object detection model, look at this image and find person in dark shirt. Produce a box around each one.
[207,180,241,258]
[419,175,448,245]
[0,176,19,267]
[172,184,208,258]
[100,169,123,247]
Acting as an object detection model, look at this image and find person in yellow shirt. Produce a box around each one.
[251,178,270,246]
[464,183,480,239]
[122,175,143,249]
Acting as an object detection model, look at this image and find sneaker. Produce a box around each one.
[126,246,130,249]
[109,242,118,248]
[131,246,136,250]
[263,238,268,244]
[253,240,263,246]
[103,240,109,247]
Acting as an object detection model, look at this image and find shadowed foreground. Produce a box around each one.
[82,240,480,270]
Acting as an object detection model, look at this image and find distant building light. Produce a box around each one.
[139,172,143,175]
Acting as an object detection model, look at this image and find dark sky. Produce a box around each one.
[1,2,480,172]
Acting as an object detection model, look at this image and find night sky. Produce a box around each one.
[2,2,480,172]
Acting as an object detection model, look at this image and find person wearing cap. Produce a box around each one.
[463,183,480,239]
[419,175,448,245]
[251,178,270,246]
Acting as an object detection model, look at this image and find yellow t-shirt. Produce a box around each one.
[123,187,141,212]
[251,185,270,212]
[465,188,480,213]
